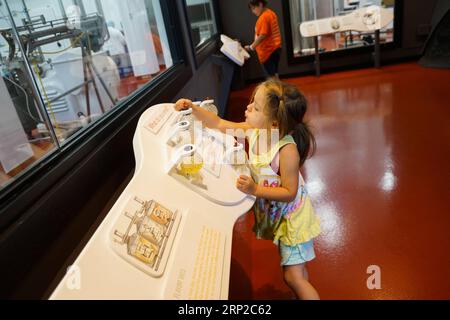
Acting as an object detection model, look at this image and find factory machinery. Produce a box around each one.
[1,2,119,143]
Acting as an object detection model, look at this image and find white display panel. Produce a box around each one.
[50,103,255,299]
[300,5,394,37]
[220,35,250,67]
[160,108,250,206]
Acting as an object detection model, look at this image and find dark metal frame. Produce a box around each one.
[312,29,381,76]
[182,0,222,68]
[281,0,404,67]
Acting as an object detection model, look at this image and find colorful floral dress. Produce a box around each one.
[248,129,321,246]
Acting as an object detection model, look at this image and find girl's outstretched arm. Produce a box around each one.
[175,99,251,133]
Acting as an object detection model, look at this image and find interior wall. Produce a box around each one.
[401,0,437,49]
[219,0,439,81]
[173,1,222,108]
[430,0,450,29]
[175,59,221,105]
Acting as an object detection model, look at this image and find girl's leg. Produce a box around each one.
[283,264,320,300]
[303,265,309,281]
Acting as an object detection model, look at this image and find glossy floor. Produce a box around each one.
[227,62,450,299]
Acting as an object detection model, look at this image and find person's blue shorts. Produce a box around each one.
[278,240,316,266]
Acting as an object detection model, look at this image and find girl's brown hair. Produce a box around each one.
[252,79,316,166]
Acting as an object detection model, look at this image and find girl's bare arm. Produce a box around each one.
[175,99,251,133]
[241,144,300,202]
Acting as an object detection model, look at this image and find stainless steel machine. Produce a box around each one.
[0,0,118,142]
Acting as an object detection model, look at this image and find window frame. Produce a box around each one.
[183,0,222,68]
[281,0,404,66]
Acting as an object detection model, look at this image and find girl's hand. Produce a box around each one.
[236,175,257,195]
[174,98,192,111]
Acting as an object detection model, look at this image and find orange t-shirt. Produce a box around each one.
[255,9,282,63]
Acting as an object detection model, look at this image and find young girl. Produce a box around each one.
[175,79,321,300]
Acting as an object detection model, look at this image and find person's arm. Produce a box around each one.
[245,34,268,52]
[175,99,251,133]
[245,13,271,52]
[237,144,300,202]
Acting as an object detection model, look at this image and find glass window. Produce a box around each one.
[289,0,395,57]
[0,1,58,190]
[0,0,178,190]
[185,0,218,49]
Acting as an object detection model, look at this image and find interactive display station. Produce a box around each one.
[50,103,255,299]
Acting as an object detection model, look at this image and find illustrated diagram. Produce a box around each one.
[111,197,181,277]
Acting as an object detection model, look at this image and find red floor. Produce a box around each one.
[227,62,450,300]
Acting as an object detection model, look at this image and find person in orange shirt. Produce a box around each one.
[245,0,282,79]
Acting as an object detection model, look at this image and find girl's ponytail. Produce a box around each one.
[280,82,316,167]
[292,122,316,167]
[276,97,288,136]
